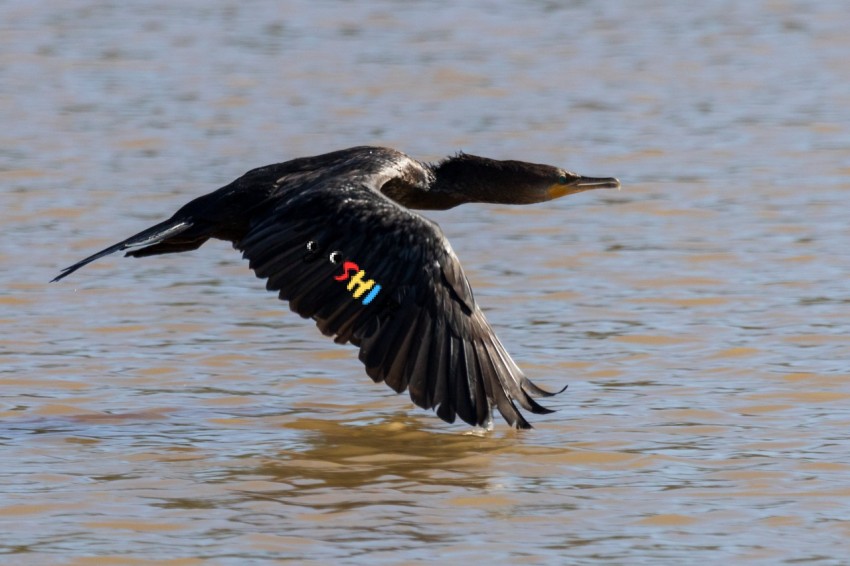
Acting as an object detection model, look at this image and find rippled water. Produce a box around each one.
[2,1,850,563]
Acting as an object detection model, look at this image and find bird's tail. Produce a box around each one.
[51,217,198,282]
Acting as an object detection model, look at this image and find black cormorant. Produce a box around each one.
[53,146,620,429]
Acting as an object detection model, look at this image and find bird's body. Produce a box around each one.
[54,146,619,429]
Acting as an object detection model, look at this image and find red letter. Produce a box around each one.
[334,261,359,281]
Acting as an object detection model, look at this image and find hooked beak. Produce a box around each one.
[575,176,621,190]
[547,175,621,200]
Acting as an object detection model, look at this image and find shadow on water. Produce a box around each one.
[214,415,506,496]
[142,415,518,552]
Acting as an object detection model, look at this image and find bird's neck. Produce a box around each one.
[378,154,519,210]
[424,155,504,209]
[379,175,467,210]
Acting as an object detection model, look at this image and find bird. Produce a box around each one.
[53,146,620,429]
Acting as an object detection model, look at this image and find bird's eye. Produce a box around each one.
[558,174,568,184]
[306,240,319,253]
[328,251,343,264]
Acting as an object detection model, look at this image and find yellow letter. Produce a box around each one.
[347,270,376,298]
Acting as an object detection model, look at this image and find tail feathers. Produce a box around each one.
[51,219,193,282]
[125,238,206,258]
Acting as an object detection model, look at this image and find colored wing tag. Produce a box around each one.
[305,241,383,305]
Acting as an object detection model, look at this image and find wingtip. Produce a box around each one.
[521,377,568,398]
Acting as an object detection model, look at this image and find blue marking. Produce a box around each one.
[362,284,382,305]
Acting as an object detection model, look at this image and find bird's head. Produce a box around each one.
[431,153,620,208]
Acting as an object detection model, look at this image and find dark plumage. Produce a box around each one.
[53,146,620,429]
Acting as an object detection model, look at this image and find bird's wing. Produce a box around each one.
[236,183,562,429]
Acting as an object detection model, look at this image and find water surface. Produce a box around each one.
[2,1,850,563]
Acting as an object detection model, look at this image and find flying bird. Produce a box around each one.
[53,146,619,429]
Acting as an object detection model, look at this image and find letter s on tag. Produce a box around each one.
[334,261,360,281]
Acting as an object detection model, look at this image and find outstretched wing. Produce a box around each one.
[237,183,562,429]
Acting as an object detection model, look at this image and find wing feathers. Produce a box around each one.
[56,148,567,429]
[236,184,563,429]
[452,339,477,426]
[405,309,434,408]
